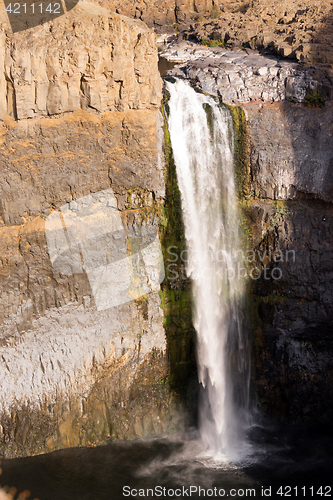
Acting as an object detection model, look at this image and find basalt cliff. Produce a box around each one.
[101,0,333,71]
[0,2,193,458]
[0,0,333,460]
[164,39,333,422]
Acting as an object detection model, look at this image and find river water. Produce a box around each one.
[1,421,332,499]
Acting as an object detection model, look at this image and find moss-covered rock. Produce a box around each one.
[158,94,198,415]
[227,105,250,198]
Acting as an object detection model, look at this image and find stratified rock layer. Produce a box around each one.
[0,3,187,458]
[0,2,161,120]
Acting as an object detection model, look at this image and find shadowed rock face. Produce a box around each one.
[243,198,333,422]
[242,102,333,422]
[245,115,333,421]
[163,39,333,422]
[245,102,333,203]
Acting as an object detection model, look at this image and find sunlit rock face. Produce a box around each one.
[163,42,333,105]
[0,2,162,120]
[93,0,333,73]
[45,189,165,309]
[0,4,186,458]
[82,0,230,26]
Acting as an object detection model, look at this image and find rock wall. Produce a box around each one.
[0,3,188,458]
[243,197,333,422]
[243,101,333,422]
[88,0,237,27]
[246,103,333,202]
[0,2,161,120]
[89,0,333,73]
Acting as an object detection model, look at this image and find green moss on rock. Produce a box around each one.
[227,105,250,198]
[158,94,197,409]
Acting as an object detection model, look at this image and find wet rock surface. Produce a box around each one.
[243,199,333,422]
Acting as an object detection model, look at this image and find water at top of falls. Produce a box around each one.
[166,78,251,462]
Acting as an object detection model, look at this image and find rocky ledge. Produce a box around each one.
[162,42,333,103]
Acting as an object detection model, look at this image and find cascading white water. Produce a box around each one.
[166,79,250,461]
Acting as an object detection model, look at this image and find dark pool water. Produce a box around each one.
[0,419,332,500]
[158,57,177,78]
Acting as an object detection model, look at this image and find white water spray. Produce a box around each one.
[166,79,250,461]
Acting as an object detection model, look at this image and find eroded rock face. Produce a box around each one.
[185,0,333,71]
[0,3,185,458]
[163,42,333,103]
[90,0,333,72]
[89,0,235,26]
[0,295,181,456]
[0,2,161,120]
[0,110,165,228]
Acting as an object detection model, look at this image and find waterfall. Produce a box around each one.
[166,79,250,461]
